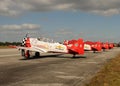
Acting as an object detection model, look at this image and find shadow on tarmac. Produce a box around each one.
[19,53,86,60]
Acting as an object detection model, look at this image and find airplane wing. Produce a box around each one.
[18,46,48,53]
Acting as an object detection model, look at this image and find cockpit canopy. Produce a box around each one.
[37,37,55,43]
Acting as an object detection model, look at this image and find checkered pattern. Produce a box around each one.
[22,37,27,46]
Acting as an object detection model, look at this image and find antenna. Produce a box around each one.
[25,33,29,37]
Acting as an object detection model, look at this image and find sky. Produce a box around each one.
[0,0,120,43]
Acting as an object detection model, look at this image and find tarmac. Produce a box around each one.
[0,48,120,86]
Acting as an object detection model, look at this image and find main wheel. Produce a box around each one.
[21,49,25,56]
[72,53,76,58]
[24,50,30,59]
[35,52,40,57]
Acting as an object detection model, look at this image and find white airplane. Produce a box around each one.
[18,36,84,59]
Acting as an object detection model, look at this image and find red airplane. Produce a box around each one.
[64,40,90,50]
[108,43,114,49]
[84,41,102,53]
[101,42,109,51]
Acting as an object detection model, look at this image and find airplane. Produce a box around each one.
[108,43,114,49]
[84,41,102,53]
[64,40,102,53]
[102,42,114,50]
[18,36,84,59]
[64,40,91,51]
[101,42,109,51]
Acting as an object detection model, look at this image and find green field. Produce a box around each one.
[86,54,120,86]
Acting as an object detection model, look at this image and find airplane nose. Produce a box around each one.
[25,37,31,47]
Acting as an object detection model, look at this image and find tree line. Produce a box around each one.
[0,41,120,47]
[0,42,21,46]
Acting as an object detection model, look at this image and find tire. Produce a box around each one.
[35,52,40,57]
[21,49,25,56]
[24,50,30,59]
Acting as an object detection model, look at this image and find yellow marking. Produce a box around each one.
[56,45,65,50]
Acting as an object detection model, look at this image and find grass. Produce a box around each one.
[0,46,10,49]
[86,54,120,86]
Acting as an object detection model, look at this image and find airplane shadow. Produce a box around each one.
[71,56,86,59]
[93,52,102,54]
[19,53,86,60]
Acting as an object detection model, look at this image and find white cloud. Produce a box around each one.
[91,9,120,16]
[0,23,41,42]
[0,24,40,30]
[1,0,120,16]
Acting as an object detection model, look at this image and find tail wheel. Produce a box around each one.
[35,52,40,57]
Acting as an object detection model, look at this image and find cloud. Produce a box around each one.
[1,0,120,16]
[0,24,40,30]
[0,23,41,42]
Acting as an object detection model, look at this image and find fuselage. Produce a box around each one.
[29,38,68,53]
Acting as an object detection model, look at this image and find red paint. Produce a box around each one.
[102,42,109,49]
[108,43,114,49]
[85,41,102,51]
[25,37,31,47]
[64,38,84,55]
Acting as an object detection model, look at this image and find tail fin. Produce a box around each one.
[76,38,84,54]
[67,38,84,55]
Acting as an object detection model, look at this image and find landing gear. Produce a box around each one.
[21,50,40,59]
[93,50,96,53]
[92,48,96,53]
[21,49,30,59]
[21,49,25,56]
[103,49,105,52]
[35,52,40,57]
[25,50,30,59]
[72,54,76,58]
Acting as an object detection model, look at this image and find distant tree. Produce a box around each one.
[0,42,4,46]
[0,42,21,46]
